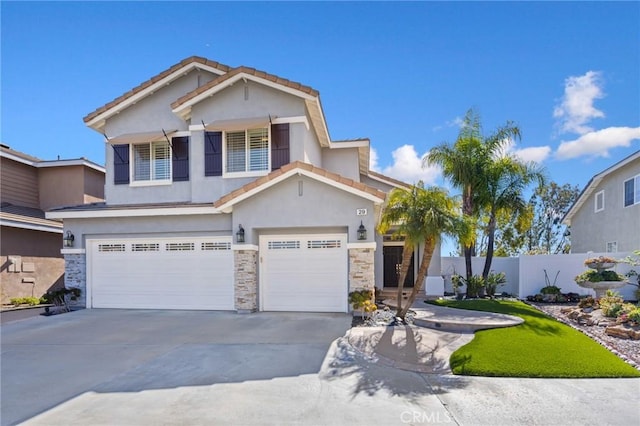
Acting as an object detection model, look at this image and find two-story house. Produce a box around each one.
[1,145,105,304]
[47,56,442,313]
[563,150,640,253]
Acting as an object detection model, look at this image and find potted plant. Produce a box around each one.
[575,256,627,299]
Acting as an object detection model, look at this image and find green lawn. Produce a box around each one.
[429,299,640,378]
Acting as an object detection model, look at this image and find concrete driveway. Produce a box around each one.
[2,309,639,425]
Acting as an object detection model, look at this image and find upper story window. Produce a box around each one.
[624,175,640,207]
[204,123,289,178]
[606,241,618,253]
[133,141,170,182]
[112,135,189,186]
[226,128,269,174]
[594,190,604,212]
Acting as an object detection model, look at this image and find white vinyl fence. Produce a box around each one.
[441,251,638,300]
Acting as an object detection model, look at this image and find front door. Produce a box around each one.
[383,246,415,288]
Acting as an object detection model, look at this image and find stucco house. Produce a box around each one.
[563,150,640,254]
[47,56,442,313]
[1,145,105,303]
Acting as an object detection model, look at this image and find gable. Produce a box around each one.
[85,57,230,131]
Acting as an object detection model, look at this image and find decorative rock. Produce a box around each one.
[606,326,631,339]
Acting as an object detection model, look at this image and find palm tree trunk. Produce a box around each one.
[395,245,414,314]
[482,211,497,281]
[398,238,435,319]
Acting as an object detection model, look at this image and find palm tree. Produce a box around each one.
[379,182,468,319]
[477,156,545,280]
[423,108,521,287]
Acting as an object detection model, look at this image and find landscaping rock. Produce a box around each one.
[606,326,631,339]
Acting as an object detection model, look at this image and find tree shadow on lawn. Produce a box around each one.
[320,325,471,401]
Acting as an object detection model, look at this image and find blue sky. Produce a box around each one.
[2,1,639,192]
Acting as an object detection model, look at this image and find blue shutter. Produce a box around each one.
[271,123,290,170]
[205,132,222,176]
[172,136,189,182]
[113,144,130,185]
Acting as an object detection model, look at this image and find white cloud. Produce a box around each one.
[500,140,552,164]
[432,116,463,132]
[381,144,440,185]
[553,71,605,135]
[369,147,380,172]
[555,126,640,160]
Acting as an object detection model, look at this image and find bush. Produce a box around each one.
[485,272,506,297]
[598,290,625,318]
[465,275,485,298]
[9,296,40,306]
[540,285,561,295]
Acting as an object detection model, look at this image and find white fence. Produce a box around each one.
[441,251,638,300]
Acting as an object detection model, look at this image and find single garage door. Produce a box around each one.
[88,237,234,310]
[260,234,348,312]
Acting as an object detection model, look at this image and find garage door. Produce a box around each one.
[260,234,348,312]
[88,237,234,310]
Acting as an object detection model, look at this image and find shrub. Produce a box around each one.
[9,296,40,306]
[485,272,506,297]
[349,290,376,313]
[598,290,625,318]
[627,308,640,323]
[465,275,485,298]
[540,285,561,295]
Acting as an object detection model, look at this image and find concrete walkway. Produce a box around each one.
[347,299,522,374]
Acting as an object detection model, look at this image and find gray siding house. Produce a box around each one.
[563,150,640,254]
[48,56,442,313]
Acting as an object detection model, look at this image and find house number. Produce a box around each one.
[356,208,367,216]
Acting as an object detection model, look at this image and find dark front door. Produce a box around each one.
[383,246,415,288]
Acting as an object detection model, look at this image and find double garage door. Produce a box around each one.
[88,237,234,310]
[88,233,348,312]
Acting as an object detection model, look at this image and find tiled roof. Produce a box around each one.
[171,65,319,110]
[83,56,232,124]
[214,161,386,209]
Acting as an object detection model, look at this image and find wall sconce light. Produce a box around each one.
[357,221,367,241]
[236,225,245,243]
[63,231,75,248]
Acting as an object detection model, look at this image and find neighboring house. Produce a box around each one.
[563,150,640,254]
[46,56,443,313]
[1,145,105,304]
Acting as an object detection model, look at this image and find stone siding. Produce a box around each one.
[234,249,257,313]
[64,253,86,308]
[349,248,375,293]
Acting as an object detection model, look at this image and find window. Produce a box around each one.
[606,241,618,253]
[594,190,604,212]
[225,128,269,175]
[624,175,640,207]
[133,141,171,182]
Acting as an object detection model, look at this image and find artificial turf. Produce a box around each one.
[429,299,640,378]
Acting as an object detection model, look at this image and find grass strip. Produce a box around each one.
[429,299,640,378]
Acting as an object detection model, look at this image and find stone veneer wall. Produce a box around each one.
[348,247,375,294]
[234,249,258,313]
[64,253,86,308]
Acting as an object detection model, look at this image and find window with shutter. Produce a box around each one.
[113,144,130,185]
[224,127,269,175]
[204,131,222,176]
[172,136,189,181]
[132,140,171,182]
[624,175,640,207]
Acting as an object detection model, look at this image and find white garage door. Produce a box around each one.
[260,234,348,312]
[88,237,234,310]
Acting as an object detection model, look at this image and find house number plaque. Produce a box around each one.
[356,208,367,216]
